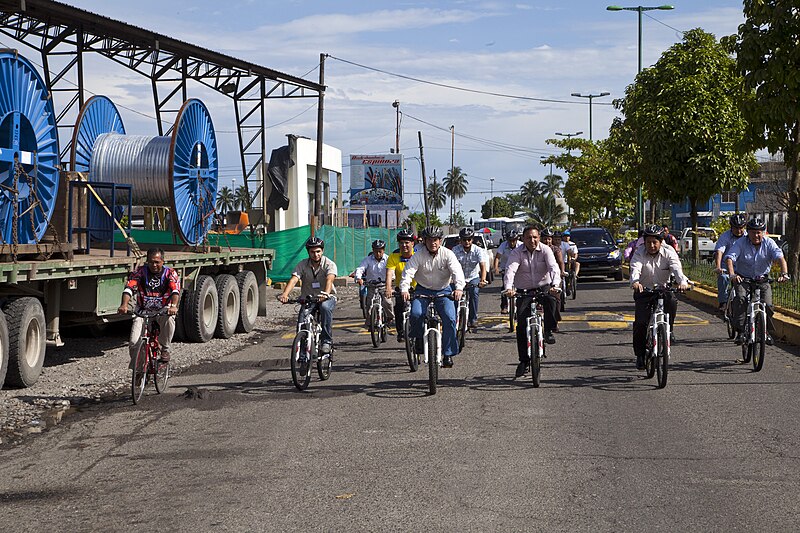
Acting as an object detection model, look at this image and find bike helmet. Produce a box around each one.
[552,230,562,238]
[746,216,766,231]
[459,227,475,240]
[730,213,747,228]
[304,236,325,250]
[506,229,520,240]
[540,227,553,237]
[420,226,444,239]
[371,239,386,249]
[396,228,414,242]
[642,224,664,240]
[562,229,571,237]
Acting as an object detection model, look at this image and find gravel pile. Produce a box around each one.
[0,284,358,445]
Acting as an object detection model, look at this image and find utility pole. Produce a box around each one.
[312,53,326,237]
[570,92,610,141]
[419,131,430,227]
[392,100,400,154]
[490,178,495,218]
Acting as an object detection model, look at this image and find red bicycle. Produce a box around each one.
[131,308,170,404]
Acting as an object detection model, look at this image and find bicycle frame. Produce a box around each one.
[526,299,544,361]
[647,293,670,357]
[743,281,767,347]
[422,301,443,367]
[295,300,322,358]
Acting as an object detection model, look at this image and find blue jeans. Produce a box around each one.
[463,279,480,324]
[717,273,730,305]
[410,286,458,357]
[298,296,336,344]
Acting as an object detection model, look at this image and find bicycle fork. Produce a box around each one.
[423,325,442,366]
[526,314,543,360]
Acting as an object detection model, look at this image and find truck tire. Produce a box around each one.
[235,270,259,333]
[2,297,46,388]
[186,275,218,343]
[214,274,240,339]
[173,289,189,342]
[0,311,8,389]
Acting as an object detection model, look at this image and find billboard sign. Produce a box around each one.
[349,154,403,210]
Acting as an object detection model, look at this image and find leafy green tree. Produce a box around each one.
[728,2,800,275]
[216,186,234,215]
[504,192,524,212]
[404,212,442,234]
[426,180,447,219]
[443,167,468,221]
[524,195,565,228]
[481,197,513,219]
[619,28,756,261]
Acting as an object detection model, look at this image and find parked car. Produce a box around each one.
[443,233,496,282]
[678,227,718,260]
[569,227,623,281]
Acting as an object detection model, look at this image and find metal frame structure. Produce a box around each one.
[0,0,323,208]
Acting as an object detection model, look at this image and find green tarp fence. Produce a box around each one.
[119,226,398,282]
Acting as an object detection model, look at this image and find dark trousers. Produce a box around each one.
[632,291,676,359]
[394,291,407,332]
[731,281,775,333]
[515,292,558,363]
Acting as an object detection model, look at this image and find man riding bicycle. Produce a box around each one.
[354,239,394,328]
[118,248,180,368]
[385,229,416,342]
[503,226,561,378]
[723,217,789,347]
[452,227,489,330]
[277,236,338,355]
[494,229,522,314]
[560,229,580,282]
[714,213,747,312]
[400,226,465,368]
[629,225,690,370]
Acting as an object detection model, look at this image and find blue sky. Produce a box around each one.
[32,1,748,215]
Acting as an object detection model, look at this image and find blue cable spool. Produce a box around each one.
[70,95,126,241]
[75,98,219,245]
[0,51,61,245]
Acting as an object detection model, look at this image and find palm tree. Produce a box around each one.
[443,166,468,222]
[216,186,234,215]
[426,180,446,218]
[519,179,543,209]
[234,185,253,211]
[525,195,565,228]
[542,174,565,198]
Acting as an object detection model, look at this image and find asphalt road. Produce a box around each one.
[2,278,800,532]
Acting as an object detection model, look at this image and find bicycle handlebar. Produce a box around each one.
[413,293,455,301]
[133,307,170,319]
[285,294,328,305]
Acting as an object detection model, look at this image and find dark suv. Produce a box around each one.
[569,227,623,281]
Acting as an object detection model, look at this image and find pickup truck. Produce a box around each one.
[443,233,496,283]
[679,227,718,260]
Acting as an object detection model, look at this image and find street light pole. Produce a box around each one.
[539,156,553,178]
[607,4,674,229]
[555,131,583,154]
[392,100,400,154]
[570,92,611,141]
[490,178,495,217]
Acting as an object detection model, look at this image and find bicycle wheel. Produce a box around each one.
[290,330,312,390]
[404,321,418,372]
[531,330,541,388]
[370,306,380,348]
[427,329,438,395]
[456,308,466,353]
[742,341,752,364]
[656,325,669,388]
[725,316,735,339]
[645,333,656,379]
[317,352,332,381]
[131,342,148,404]
[570,274,577,300]
[154,357,170,394]
[753,313,766,372]
[360,291,368,320]
[508,300,516,333]
[380,321,387,343]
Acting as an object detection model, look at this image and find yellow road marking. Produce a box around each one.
[587,321,629,329]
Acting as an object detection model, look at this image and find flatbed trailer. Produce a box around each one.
[0,246,273,389]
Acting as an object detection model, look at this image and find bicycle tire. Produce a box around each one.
[570,274,577,300]
[753,313,766,372]
[317,353,332,381]
[404,321,418,372]
[360,291,368,320]
[370,306,380,348]
[290,330,312,391]
[725,315,735,339]
[531,329,541,388]
[645,333,656,379]
[154,358,170,394]
[131,342,148,404]
[427,329,438,395]
[742,341,751,364]
[559,290,565,312]
[656,324,668,388]
[508,300,516,333]
[456,307,466,353]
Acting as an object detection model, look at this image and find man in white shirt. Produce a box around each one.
[629,225,690,369]
[354,239,394,327]
[400,226,466,368]
[452,227,488,329]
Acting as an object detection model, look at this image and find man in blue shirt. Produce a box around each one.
[452,227,489,330]
[714,213,747,311]
[724,217,790,345]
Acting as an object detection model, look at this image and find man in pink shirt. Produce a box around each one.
[503,226,562,378]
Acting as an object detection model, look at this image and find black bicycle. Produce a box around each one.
[131,308,170,404]
[512,287,553,387]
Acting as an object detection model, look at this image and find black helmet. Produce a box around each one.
[305,236,324,250]
[420,226,443,239]
[459,227,475,240]
[540,227,553,237]
[746,217,766,231]
[397,229,414,242]
[372,239,386,250]
[730,213,747,228]
[552,230,562,237]
[642,224,664,240]
[506,229,520,240]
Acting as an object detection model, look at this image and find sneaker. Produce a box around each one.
[414,337,424,355]
[468,321,478,331]
[544,332,556,345]
[669,332,675,344]
[321,342,332,354]
[443,356,453,368]
[766,334,774,346]
[636,355,645,370]
[397,332,405,343]
[501,306,509,314]
[734,333,744,346]
[159,350,171,363]
[515,361,530,378]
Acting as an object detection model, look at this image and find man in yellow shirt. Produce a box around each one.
[385,229,416,341]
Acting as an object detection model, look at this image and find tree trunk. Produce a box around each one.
[788,157,800,278]
[649,200,657,224]
[690,197,700,264]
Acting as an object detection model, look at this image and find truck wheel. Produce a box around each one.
[186,275,218,343]
[0,311,8,389]
[173,289,189,342]
[215,274,240,339]
[2,297,46,388]
[235,270,259,333]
